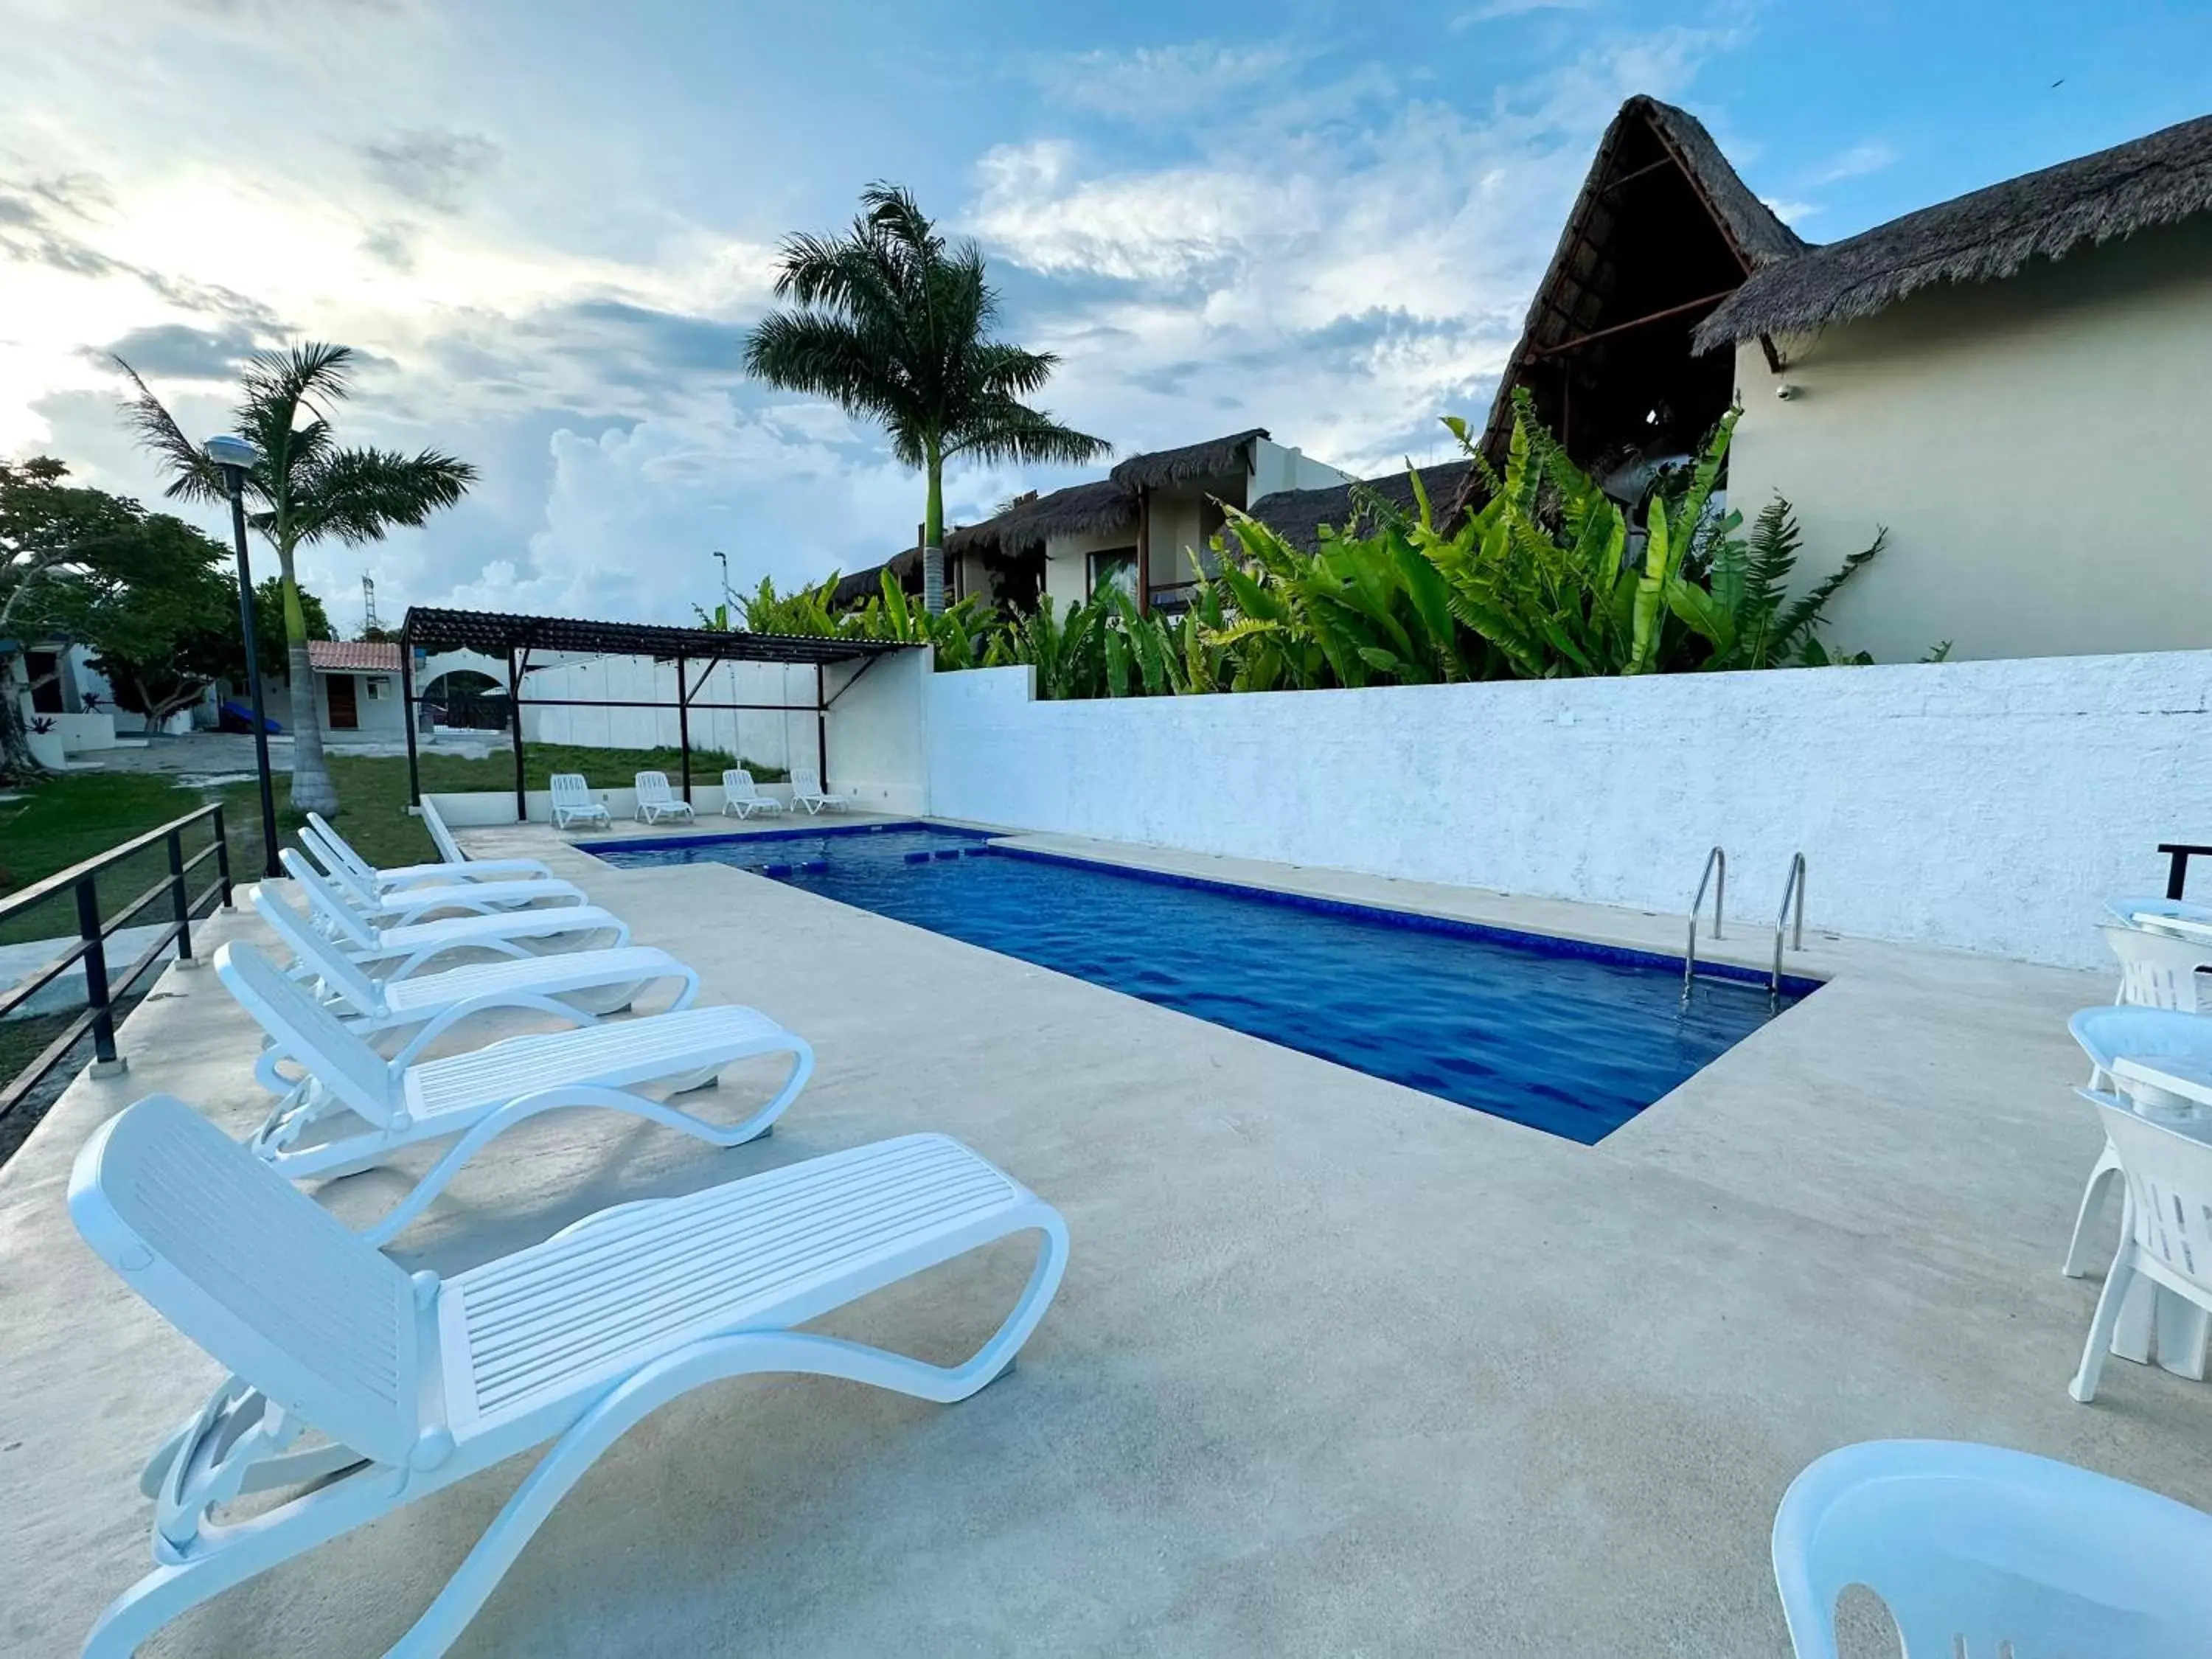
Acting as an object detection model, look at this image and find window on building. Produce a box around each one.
[364,677,387,700]
[1087,547,1138,601]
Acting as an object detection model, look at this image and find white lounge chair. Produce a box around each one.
[2073,1088,2212,1402]
[789,765,848,815]
[721,768,785,818]
[282,849,633,981]
[1773,1439,2212,1658]
[2061,1005,2212,1279]
[296,830,588,923]
[549,773,611,830]
[253,883,698,1053]
[68,1093,1068,1659]
[216,939,813,1235]
[634,771,695,824]
[421,795,556,877]
[307,810,553,892]
[2100,920,2212,1011]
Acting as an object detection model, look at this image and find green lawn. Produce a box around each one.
[0,741,762,933]
[0,740,776,1153]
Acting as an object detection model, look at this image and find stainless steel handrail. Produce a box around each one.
[1683,845,1725,1000]
[1771,852,1806,998]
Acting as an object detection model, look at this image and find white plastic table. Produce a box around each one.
[2110,1056,2212,1377]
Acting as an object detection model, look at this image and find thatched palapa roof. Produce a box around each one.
[1695,110,2212,349]
[1249,461,1478,554]
[1108,428,1268,493]
[944,479,1136,558]
[1461,96,1804,486]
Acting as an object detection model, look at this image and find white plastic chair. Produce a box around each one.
[2109,894,2212,931]
[421,796,551,874]
[789,765,848,815]
[1773,1439,2212,1658]
[282,849,630,980]
[215,939,813,1238]
[253,882,699,1043]
[720,768,785,818]
[307,810,552,891]
[2073,1093,2212,1402]
[633,771,695,824]
[2063,1006,2212,1277]
[69,1093,1068,1659]
[296,823,588,922]
[2099,921,2212,1012]
[549,773,611,830]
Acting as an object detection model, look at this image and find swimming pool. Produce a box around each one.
[592,823,1813,1144]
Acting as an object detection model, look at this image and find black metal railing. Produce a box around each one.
[0,803,232,1121]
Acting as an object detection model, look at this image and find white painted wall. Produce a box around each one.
[822,647,930,812]
[1248,437,1356,499]
[517,654,814,771]
[1728,215,2212,665]
[911,652,2212,968]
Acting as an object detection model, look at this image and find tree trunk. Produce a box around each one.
[922,444,946,615]
[0,687,41,782]
[277,561,338,816]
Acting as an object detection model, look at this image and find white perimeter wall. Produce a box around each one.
[914,651,2212,969]
[518,655,818,772]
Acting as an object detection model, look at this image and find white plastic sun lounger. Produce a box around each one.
[282,849,631,980]
[721,767,785,818]
[550,773,611,830]
[291,839,588,926]
[253,883,698,1051]
[634,770,695,824]
[789,765,848,815]
[69,1093,1068,1659]
[218,939,813,1235]
[305,810,553,893]
[420,795,557,878]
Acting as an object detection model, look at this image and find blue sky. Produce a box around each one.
[2,0,2207,631]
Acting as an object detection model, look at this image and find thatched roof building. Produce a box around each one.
[1249,461,1478,554]
[1465,96,1803,473]
[943,479,1136,559]
[1109,429,1270,493]
[1695,111,2212,351]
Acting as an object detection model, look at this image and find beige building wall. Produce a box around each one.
[1042,524,1140,608]
[1725,216,2212,664]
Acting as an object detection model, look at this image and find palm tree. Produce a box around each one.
[114,343,476,815]
[745,183,1107,613]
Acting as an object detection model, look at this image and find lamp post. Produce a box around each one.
[206,434,282,878]
[712,549,732,625]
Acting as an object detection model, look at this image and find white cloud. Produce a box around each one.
[962,29,1735,478]
[1809,139,1899,185]
[1761,195,1819,226]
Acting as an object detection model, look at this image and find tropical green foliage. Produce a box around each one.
[710,393,1887,703]
[743,183,1108,612]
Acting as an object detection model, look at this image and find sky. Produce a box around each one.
[2,1,2207,636]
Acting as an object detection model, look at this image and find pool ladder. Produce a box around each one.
[1770,852,1807,1001]
[1683,849,1807,1004]
[1681,846,1725,1001]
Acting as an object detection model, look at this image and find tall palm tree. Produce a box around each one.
[114,343,476,815]
[745,183,1107,613]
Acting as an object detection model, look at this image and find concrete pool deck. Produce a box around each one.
[2,818,2202,1656]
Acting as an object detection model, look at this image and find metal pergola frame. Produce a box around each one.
[397,607,905,818]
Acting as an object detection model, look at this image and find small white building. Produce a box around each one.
[304,640,408,741]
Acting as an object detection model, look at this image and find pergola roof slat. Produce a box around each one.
[400,606,905,666]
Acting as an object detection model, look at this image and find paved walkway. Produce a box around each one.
[0,821,2195,1658]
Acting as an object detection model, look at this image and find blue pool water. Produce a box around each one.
[593,824,1811,1144]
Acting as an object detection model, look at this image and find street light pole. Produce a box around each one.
[206,435,281,878]
[713,549,732,624]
